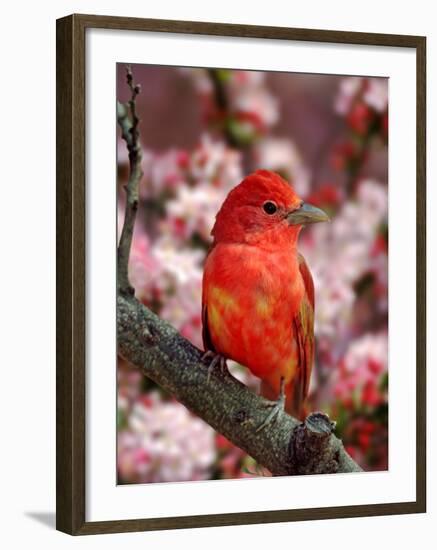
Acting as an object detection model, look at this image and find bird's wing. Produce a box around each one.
[201,302,216,353]
[201,249,217,353]
[286,253,315,417]
[298,252,315,310]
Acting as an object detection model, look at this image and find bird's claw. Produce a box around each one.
[201,351,228,383]
[201,350,215,363]
[256,377,286,432]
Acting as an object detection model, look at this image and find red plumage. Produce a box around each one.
[202,170,328,419]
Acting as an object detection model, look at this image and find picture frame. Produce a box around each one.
[56,13,426,535]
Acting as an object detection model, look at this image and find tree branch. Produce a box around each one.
[207,69,239,148]
[116,66,362,477]
[117,66,143,295]
[118,293,361,475]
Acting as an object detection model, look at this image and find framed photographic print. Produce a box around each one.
[56,14,426,535]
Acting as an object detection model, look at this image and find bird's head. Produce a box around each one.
[212,170,329,248]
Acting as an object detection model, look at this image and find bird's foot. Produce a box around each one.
[256,377,286,433]
[201,350,228,383]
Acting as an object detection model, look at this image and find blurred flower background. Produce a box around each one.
[117,65,389,484]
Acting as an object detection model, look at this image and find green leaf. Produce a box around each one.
[226,118,258,146]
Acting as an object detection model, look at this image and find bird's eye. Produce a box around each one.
[263,201,278,215]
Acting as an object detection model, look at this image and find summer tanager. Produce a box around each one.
[201,170,329,424]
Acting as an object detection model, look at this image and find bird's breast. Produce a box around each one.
[203,243,304,381]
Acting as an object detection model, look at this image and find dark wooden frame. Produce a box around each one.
[56,13,426,535]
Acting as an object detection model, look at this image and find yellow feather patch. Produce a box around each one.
[209,303,222,332]
[208,287,238,343]
[210,286,237,310]
[255,295,272,317]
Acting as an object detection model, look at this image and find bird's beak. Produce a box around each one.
[286,202,330,226]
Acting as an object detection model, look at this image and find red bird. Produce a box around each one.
[201,170,329,425]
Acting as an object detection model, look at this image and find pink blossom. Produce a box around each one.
[118,392,216,483]
[183,69,279,136]
[363,78,388,113]
[123,225,204,306]
[140,149,188,199]
[162,182,225,243]
[152,237,204,287]
[332,332,388,406]
[180,68,214,96]
[307,183,343,209]
[335,77,388,116]
[346,102,374,135]
[253,137,311,197]
[189,135,242,189]
[300,180,388,343]
[227,71,279,131]
[159,276,203,348]
[127,230,163,304]
[117,361,143,409]
[334,77,362,115]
